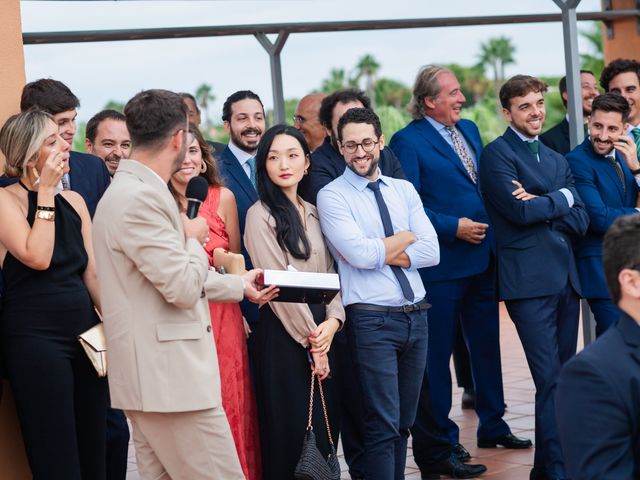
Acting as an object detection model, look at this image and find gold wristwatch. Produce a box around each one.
[35,209,55,221]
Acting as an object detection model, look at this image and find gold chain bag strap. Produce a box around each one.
[77,310,107,377]
[294,371,340,480]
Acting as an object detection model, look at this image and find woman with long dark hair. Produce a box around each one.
[169,125,261,480]
[244,125,345,479]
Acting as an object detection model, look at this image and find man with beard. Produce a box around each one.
[85,110,132,177]
[93,89,275,479]
[317,107,439,480]
[303,89,405,205]
[540,70,599,155]
[390,65,523,480]
[480,75,589,480]
[218,90,265,336]
[566,93,640,336]
[601,59,640,157]
[293,93,326,152]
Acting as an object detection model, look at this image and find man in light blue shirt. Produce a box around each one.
[317,108,439,480]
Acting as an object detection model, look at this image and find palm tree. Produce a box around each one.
[195,83,215,127]
[355,54,381,106]
[321,68,351,93]
[477,36,516,86]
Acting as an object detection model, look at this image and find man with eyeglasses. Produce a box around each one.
[556,213,640,479]
[293,93,326,152]
[390,65,521,479]
[317,107,440,480]
[302,89,405,205]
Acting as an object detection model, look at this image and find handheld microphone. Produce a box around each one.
[185,176,209,219]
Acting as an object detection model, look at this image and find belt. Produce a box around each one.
[347,300,431,314]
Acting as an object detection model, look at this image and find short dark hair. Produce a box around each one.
[603,214,640,304]
[337,107,382,142]
[85,109,127,143]
[499,75,548,109]
[590,92,631,123]
[600,58,640,92]
[123,89,187,150]
[20,78,80,114]
[319,89,372,130]
[558,70,595,107]
[178,92,200,112]
[221,90,263,122]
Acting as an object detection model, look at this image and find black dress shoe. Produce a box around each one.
[421,453,487,479]
[478,432,533,449]
[453,442,471,462]
[529,466,551,480]
[461,388,475,409]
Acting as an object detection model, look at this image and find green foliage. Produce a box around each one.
[73,121,87,153]
[541,90,566,134]
[375,78,412,109]
[445,63,491,107]
[320,68,357,93]
[377,105,412,141]
[103,100,125,112]
[580,21,604,81]
[476,36,516,84]
[195,83,216,127]
[461,96,507,145]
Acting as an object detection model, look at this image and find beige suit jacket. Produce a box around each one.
[92,159,244,412]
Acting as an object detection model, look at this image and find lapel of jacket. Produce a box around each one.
[415,118,476,185]
[503,127,556,191]
[617,313,640,366]
[220,146,257,202]
[69,151,87,194]
[591,141,626,202]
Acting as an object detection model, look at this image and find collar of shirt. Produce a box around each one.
[626,123,640,134]
[424,114,452,136]
[343,165,389,192]
[510,125,539,142]
[228,141,255,167]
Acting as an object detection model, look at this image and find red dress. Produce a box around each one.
[200,185,261,480]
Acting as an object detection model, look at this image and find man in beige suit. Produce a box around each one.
[93,89,276,480]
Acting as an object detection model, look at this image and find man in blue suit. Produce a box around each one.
[556,214,640,479]
[566,92,640,336]
[391,65,525,479]
[217,90,264,334]
[480,75,590,480]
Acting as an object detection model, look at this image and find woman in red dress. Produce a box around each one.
[170,125,261,480]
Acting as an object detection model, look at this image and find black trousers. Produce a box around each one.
[4,333,108,480]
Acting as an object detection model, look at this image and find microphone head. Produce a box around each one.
[185,176,209,202]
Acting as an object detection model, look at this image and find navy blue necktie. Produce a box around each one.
[367,180,415,302]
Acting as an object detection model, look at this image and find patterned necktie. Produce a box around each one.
[631,128,640,158]
[606,155,625,192]
[445,126,477,183]
[246,157,256,188]
[525,140,540,155]
[366,180,415,302]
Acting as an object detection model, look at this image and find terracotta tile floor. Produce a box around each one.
[126,303,584,479]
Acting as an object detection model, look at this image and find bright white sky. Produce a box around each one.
[21,0,602,122]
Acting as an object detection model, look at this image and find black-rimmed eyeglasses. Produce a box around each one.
[341,138,380,154]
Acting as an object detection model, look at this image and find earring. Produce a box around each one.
[304,168,308,175]
[200,162,207,173]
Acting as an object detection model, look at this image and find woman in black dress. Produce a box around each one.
[0,110,107,479]
[244,125,345,479]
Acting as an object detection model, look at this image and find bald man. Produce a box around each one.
[294,93,327,151]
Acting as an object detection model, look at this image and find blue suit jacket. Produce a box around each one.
[479,127,589,300]
[566,139,639,299]
[556,312,640,479]
[218,146,259,324]
[389,118,493,282]
[0,151,110,218]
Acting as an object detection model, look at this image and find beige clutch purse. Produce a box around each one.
[213,248,246,275]
[78,322,107,377]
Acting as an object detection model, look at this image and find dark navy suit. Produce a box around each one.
[480,127,589,478]
[390,118,509,465]
[540,118,571,156]
[566,139,638,335]
[556,312,640,479]
[217,145,259,328]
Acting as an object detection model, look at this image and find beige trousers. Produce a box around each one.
[126,408,245,480]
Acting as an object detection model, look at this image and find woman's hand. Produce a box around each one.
[311,351,331,381]
[38,150,66,189]
[242,316,252,339]
[309,318,341,355]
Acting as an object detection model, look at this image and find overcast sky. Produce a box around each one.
[21,0,602,122]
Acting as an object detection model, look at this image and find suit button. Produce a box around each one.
[200,289,205,298]
[206,325,212,333]
[560,238,565,242]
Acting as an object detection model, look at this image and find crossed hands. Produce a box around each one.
[512,180,538,202]
[308,318,341,380]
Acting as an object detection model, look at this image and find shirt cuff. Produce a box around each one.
[559,188,574,208]
[635,208,640,213]
[635,176,640,188]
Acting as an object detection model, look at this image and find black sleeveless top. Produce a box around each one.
[2,184,95,337]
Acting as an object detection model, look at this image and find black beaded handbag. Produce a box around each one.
[294,371,341,480]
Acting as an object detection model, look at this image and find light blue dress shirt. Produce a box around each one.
[425,115,477,167]
[509,126,575,207]
[317,167,440,307]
